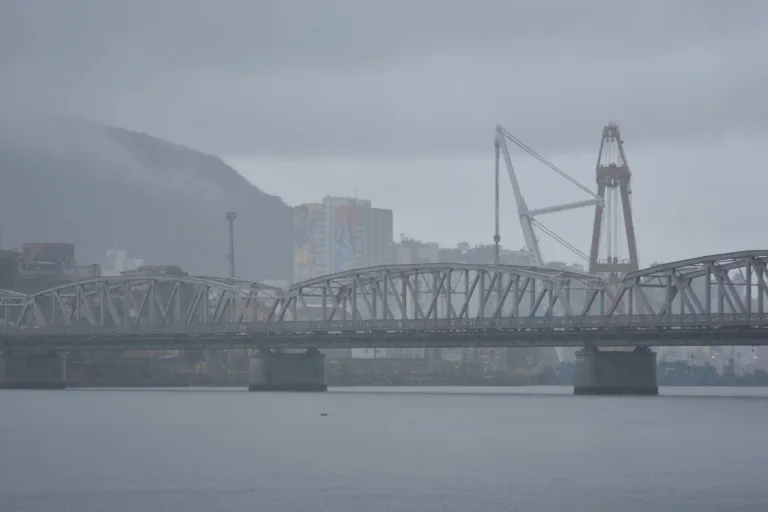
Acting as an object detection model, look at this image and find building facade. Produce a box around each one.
[368,208,395,267]
[102,247,144,277]
[325,196,370,274]
[437,243,534,266]
[396,237,439,265]
[292,197,395,283]
[0,242,101,294]
[292,202,327,282]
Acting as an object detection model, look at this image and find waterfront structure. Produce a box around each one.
[5,250,767,395]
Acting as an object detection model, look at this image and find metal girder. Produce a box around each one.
[1,289,27,329]
[494,125,602,266]
[0,289,26,304]
[193,276,285,294]
[610,250,768,318]
[3,256,768,348]
[4,313,768,352]
[271,263,609,323]
[9,275,283,329]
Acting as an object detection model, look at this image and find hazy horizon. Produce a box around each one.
[2,0,767,268]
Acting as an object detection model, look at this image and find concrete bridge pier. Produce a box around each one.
[249,348,327,392]
[0,351,67,390]
[573,346,658,396]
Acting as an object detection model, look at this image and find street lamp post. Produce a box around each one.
[225,212,237,278]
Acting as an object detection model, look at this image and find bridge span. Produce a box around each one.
[1,251,767,393]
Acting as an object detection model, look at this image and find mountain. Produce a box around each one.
[0,118,292,281]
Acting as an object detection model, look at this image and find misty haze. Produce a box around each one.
[1,1,767,511]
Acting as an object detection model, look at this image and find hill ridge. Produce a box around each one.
[0,119,292,281]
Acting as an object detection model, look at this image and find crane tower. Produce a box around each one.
[587,124,639,276]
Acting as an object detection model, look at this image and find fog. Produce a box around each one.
[1,0,767,267]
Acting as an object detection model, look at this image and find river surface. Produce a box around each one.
[1,386,767,511]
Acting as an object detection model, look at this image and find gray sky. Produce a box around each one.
[2,0,767,265]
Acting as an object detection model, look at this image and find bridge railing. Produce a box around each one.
[3,313,768,337]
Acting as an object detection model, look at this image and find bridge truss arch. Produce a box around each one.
[611,250,768,318]
[0,289,26,304]
[271,263,609,324]
[1,290,27,327]
[13,275,284,331]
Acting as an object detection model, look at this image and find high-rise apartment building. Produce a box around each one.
[368,208,395,267]
[324,196,370,274]
[292,202,327,282]
[292,197,394,283]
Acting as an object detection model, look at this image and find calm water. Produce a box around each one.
[1,386,767,511]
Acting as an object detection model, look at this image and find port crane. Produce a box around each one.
[492,125,605,364]
[493,125,603,267]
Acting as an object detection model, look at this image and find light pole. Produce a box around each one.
[225,212,237,278]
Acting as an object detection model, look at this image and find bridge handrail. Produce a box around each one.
[3,313,768,337]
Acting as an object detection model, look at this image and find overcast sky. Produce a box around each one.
[2,0,767,266]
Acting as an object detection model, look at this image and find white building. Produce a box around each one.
[102,248,144,277]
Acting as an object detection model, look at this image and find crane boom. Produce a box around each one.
[493,125,602,268]
[495,128,542,266]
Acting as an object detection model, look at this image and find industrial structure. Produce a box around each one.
[493,125,602,268]
[493,122,641,280]
[588,124,640,276]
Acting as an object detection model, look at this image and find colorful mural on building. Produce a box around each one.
[332,205,357,272]
[293,204,322,282]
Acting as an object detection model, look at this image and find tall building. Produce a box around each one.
[292,197,394,283]
[326,196,370,274]
[292,203,327,282]
[368,208,395,267]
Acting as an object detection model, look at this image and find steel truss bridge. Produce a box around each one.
[1,251,768,351]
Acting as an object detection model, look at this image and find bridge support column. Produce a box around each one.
[573,346,657,396]
[0,351,67,390]
[249,348,327,392]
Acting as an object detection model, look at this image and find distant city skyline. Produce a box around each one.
[229,129,764,269]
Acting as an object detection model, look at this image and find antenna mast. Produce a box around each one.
[225,211,237,278]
